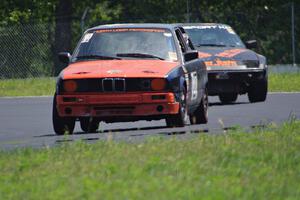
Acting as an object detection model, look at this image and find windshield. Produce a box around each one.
[72,28,178,62]
[184,25,245,48]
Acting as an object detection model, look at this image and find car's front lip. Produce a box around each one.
[207,68,265,73]
[56,92,179,117]
[207,69,266,81]
[206,65,265,72]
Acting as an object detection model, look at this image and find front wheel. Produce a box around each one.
[218,93,238,104]
[166,88,188,127]
[190,89,208,124]
[248,78,268,103]
[80,117,99,133]
[52,95,75,135]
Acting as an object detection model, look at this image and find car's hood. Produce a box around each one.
[197,47,260,70]
[62,60,180,79]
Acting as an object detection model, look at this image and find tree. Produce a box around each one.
[53,0,73,75]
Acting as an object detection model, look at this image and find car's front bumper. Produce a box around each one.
[56,92,179,117]
[207,68,267,95]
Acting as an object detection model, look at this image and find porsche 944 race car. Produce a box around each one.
[53,24,208,135]
[182,23,267,104]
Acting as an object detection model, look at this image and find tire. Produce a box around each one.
[80,117,99,133]
[190,89,208,124]
[166,87,188,127]
[218,93,238,104]
[248,78,268,103]
[52,94,75,135]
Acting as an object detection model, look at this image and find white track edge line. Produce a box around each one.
[0,95,52,99]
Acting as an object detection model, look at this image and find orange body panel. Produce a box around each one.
[204,59,238,67]
[62,60,179,80]
[56,92,179,117]
[215,49,247,58]
[198,52,212,59]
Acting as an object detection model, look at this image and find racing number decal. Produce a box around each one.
[81,33,94,43]
[191,72,198,100]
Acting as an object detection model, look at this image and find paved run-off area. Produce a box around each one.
[0,93,299,149]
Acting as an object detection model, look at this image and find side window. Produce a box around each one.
[175,29,187,53]
[179,27,194,51]
[187,38,195,50]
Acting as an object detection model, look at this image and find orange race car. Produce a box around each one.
[53,24,208,135]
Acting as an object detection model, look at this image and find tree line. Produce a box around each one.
[0,0,299,75]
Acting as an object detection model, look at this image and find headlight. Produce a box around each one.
[63,80,78,92]
[244,60,259,68]
[151,79,166,91]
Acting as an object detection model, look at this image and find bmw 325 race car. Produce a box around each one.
[53,24,208,135]
[183,23,267,104]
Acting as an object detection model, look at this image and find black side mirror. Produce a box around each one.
[58,52,71,64]
[184,50,198,62]
[245,40,257,49]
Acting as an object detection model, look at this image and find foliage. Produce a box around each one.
[0,1,299,78]
[269,72,300,92]
[0,78,55,97]
[0,23,54,78]
[0,120,300,199]
[0,0,56,25]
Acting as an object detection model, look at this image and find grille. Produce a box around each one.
[102,78,113,92]
[102,78,125,92]
[115,78,126,92]
[59,78,162,93]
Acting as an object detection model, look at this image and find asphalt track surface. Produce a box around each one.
[0,93,299,150]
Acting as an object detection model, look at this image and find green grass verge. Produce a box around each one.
[269,73,300,92]
[0,73,299,97]
[0,77,55,97]
[1,121,300,199]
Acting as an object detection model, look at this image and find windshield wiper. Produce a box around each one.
[116,53,165,60]
[196,44,227,47]
[75,54,121,60]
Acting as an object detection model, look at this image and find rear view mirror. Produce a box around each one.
[184,50,198,62]
[58,52,71,64]
[245,40,257,49]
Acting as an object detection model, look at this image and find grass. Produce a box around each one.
[0,77,55,97]
[0,120,300,199]
[0,73,300,97]
[269,73,300,92]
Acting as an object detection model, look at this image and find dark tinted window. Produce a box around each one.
[184,25,245,48]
